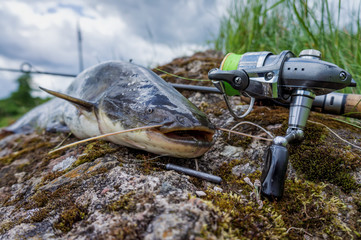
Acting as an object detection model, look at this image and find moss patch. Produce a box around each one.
[222,131,253,149]
[106,221,139,239]
[30,208,51,223]
[277,179,358,238]
[200,157,360,239]
[0,140,53,166]
[53,205,87,232]
[201,160,285,239]
[107,190,155,214]
[25,190,49,209]
[202,178,359,238]
[199,100,227,117]
[72,140,119,168]
[202,191,287,239]
[105,191,156,239]
[39,170,66,186]
[288,121,360,192]
[228,105,361,193]
[244,106,289,127]
[4,180,83,230]
[108,191,137,212]
[0,133,68,188]
[214,159,259,194]
[153,50,223,87]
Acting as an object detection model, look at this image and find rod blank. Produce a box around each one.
[165,163,222,184]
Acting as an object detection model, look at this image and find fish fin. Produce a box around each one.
[39,87,94,112]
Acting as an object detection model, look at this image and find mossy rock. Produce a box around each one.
[72,140,119,168]
[1,50,361,239]
[289,121,360,193]
[53,205,87,232]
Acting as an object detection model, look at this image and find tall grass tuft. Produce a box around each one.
[214,0,361,94]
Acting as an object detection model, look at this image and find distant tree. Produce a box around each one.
[10,73,35,107]
[0,74,50,126]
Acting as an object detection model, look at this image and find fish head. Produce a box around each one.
[97,68,215,158]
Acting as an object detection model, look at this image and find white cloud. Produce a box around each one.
[0,0,231,99]
[0,55,23,98]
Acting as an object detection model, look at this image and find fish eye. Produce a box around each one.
[146,108,154,114]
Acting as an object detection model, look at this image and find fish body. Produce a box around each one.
[6,61,215,158]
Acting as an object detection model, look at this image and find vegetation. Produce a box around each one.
[214,0,361,94]
[0,74,49,127]
[201,160,358,239]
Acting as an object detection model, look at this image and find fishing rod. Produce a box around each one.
[173,83,361,118]
[206,49,359,200]
[1,62,360,118]
[1,54,360,199]
[0,62,77,77]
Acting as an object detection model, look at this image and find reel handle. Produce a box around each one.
[208,68,249,92]
[261,144,289,199]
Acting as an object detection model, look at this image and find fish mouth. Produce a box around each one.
[146,126,215,158]
[160,126,215,145]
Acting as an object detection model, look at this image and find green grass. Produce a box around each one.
[0,98,49,127]
[0,74,50,128]
[214,0,361,94]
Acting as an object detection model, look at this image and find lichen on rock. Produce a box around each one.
[0,50,361,239]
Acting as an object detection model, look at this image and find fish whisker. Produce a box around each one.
[49,124,163,154]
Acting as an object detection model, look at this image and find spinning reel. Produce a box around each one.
[208,49,356,199]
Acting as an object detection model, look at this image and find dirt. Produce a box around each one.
[0,50,361,239]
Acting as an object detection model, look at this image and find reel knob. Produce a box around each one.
[299,49,322,59]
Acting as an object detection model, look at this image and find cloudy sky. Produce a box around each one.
[0,0,231,98]
[1,0,358,99]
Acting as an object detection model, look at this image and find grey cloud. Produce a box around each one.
[0,8,78,72]
[0,0,229,98]
[70,0,222,44]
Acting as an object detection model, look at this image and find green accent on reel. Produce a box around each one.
[223,82,241,96]
[220,53,243,96]
[220,53,243,71]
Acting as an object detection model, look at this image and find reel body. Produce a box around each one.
[208,49,356,199]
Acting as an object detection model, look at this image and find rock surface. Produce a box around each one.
[1,50,361,239]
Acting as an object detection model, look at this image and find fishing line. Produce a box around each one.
[154,68,210,82]
[0,63,77,77]
[0,63,211,82]
[229,121,275,140]
[217,127,274,142]
[123,155,167,166]
[49,124,163,154]
[307,120,361,151]
[332,117,361,130]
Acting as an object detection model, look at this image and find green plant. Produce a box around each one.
[0,73,50,127]
[214,0,361,94]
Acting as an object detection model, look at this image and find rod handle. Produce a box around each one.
[344,94,361,118]
[261,145,289,200]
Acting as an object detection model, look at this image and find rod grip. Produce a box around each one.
[261,145,289,200]
[166,163,222,184]
[344,94,361,118]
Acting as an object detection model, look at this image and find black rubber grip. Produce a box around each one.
[261,145,289,199]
